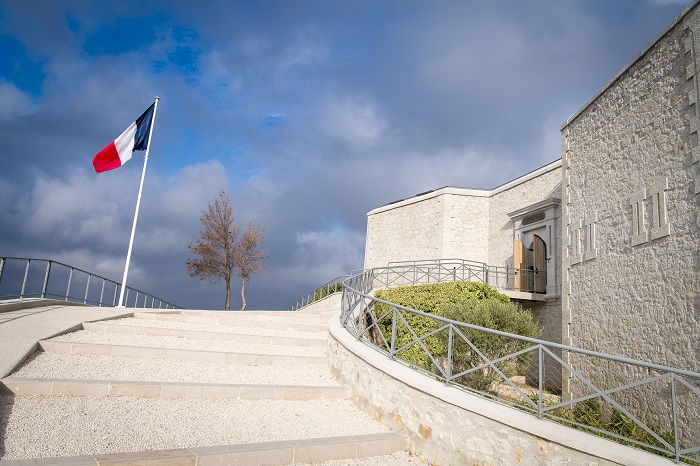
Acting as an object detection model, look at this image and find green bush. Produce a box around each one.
[371,282,539,392]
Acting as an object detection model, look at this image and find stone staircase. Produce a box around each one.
[0,308,415,465]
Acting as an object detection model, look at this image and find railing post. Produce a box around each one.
[66,268,73,301]
[446,324,453,385]
[41,261,51,299]
[538,345,544,419]
[113,285,118,307]
[453,267,456,282]
[671,374,680,463]
[20,259,30,299]
[125,288,130,307]
[99,279,105,307]
[84,274,91,304]
[390,308,397,359]
[0,257,4,289]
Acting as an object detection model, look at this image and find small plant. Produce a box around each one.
[372,282,540,393]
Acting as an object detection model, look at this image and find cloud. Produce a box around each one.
[0,0,693,310]
[0,79,34,120]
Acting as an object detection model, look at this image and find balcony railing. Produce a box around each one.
[385,258,548,294]
[0,257,180,309]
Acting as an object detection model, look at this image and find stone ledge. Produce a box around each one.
[0,433,406,465]
[1,377,350,400]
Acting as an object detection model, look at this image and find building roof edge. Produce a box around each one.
[561,0,700,131]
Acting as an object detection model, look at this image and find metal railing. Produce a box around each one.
[0,257,180,309]
[386,258,547,294]
[340,266,700,464]
[287,275,348,311]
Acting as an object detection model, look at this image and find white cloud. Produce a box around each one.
[0,79,34,120]
[319,94,388,145]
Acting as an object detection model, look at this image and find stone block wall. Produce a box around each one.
[562,3,700,374]
[488,164,562,271]
[562,3,700,443]
[363,189,490,270]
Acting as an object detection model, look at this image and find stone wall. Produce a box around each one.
[363,189,490,270]
[562,3,700,374]
[327,316,672,466]
[488,164,562,271]
[561,4,700,443]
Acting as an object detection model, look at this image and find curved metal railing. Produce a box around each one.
[339,266,700,464]
[287,275,348,311]
[0,257,180,309]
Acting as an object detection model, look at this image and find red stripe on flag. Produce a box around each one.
[92,142,122,173]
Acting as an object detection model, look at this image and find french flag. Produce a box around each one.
[92,104,155,173]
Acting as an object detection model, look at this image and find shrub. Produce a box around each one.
[371,282,539,392]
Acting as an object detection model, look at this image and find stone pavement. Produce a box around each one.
[0,299,170,378]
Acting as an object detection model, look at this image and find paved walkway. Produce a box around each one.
[0,299,170,378]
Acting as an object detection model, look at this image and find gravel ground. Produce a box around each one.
[49,330,325,357]
[11,352,339,386]
[105,316,326,340]
[0,396,391,460]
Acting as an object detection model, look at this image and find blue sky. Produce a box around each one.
[0,0,692,310]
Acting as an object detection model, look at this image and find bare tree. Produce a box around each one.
[186,189,240,310]
[232,220,268,311]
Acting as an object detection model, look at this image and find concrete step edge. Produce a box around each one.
[134,311,329,330]
[0,433,407,465]
[181,309,333,321]
[38,340,328,367]
[1,377,349,400]
[82,321,327,347]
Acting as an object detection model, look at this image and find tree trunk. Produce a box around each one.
[225,275,231,311]
[240,277,246,311]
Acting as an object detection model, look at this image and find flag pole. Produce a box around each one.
[117,96,160,307]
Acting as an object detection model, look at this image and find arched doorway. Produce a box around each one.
[513,234,547,293]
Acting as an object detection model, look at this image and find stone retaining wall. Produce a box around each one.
[327,315,673,466]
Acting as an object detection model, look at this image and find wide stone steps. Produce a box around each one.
[0,309,410,464]
[82,320,327,347]
[0,433,407,466]
[136,310,329,333]
[2,377,350,400]
[37,339,327,366]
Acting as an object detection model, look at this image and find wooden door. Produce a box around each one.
[513,239,527,291]
[532,235,546,293]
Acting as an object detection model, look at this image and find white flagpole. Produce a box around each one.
[117,96,160,307]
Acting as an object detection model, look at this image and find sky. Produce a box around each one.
[0,0,693,310]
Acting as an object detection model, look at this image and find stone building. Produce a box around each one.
[363,1,700,376]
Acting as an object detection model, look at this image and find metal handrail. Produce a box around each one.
[376,259,548,294]
[339,265,700,464]
[0,257,180,309]
[287,275,349,311]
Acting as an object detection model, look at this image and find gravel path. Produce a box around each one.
[11,352,339,386]
[49,330,325,357]
[0,396,392,460]
[105,316,326,340]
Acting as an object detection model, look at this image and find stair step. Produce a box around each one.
[1,377,349,400]
[83,321,327,347]
[134,311,328,332]
[0,433,406,465]
[38,340,327,366]
[184,309,333,323]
